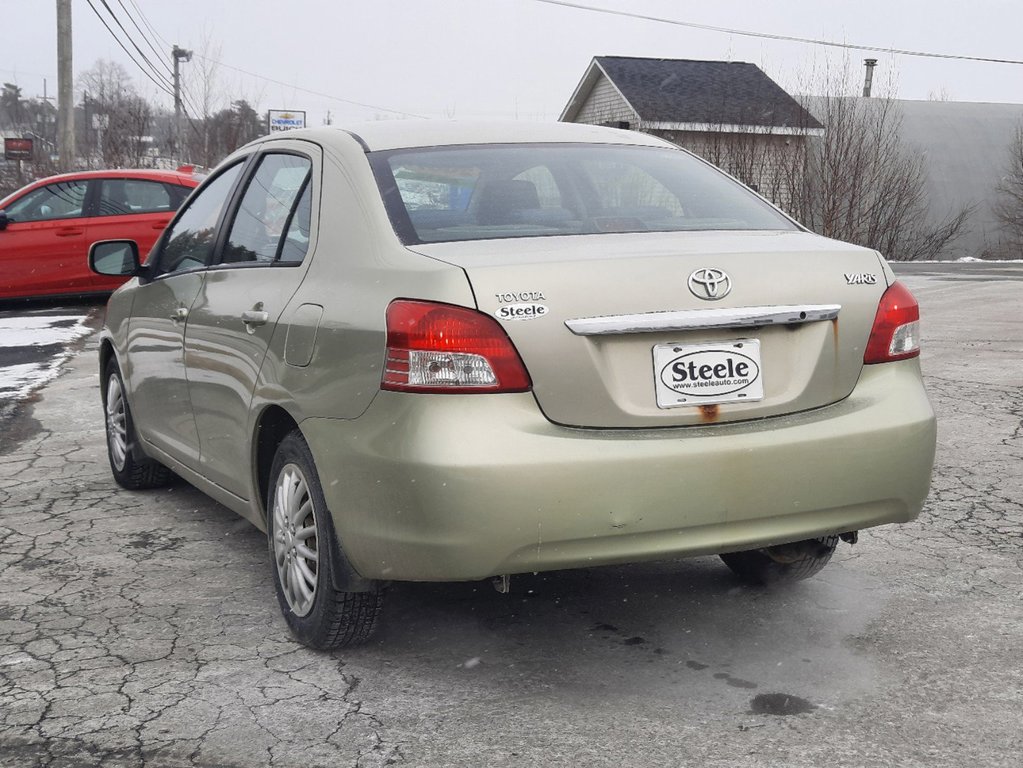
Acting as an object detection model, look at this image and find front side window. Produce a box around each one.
[371,143,798,245]
[3,180,89,223]
[156,163,244,275]
[97,179,177,216]
[221,154,312,265]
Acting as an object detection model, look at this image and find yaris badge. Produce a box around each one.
[688,268,732,301]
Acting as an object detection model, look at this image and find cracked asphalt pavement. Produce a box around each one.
[1,267,1021,767]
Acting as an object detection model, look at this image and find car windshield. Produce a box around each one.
[370,142,799,244]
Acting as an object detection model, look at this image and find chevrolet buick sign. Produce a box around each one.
[267,110,307,133]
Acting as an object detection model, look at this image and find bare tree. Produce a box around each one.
[182,31,226,167]
[781,70,971,261]
[991,125,1023,258]
[1,83,63,195]
[667,84,808,209]
[206,99,265,160]
[78,60,154,167]
[572,59,970,261]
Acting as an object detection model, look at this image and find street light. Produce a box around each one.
[172,45,192,164]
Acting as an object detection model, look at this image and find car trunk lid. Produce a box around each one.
[409,230,887,427]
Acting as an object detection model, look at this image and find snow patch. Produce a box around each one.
[0,362,64,399]
[0,315,91,347]
[0,313,93,400]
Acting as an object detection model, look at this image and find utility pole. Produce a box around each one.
[56,0,75,169]
[172,45,192,164]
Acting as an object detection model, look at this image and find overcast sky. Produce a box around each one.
[3,0,1022,125]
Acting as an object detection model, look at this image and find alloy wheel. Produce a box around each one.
[105,375,128,472]
[272,464,320,617]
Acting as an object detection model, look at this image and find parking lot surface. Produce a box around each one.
[1,265,1021,767]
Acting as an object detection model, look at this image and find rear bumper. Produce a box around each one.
[302,359,936,581]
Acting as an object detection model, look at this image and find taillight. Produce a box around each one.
[382,300,532,393]
[863,281,921,364]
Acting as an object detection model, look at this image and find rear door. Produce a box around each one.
[183,146,317,498]
[0,178,92,298]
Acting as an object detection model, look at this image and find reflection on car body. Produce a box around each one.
[90,121,936,649]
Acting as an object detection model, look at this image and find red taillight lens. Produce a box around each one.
[382,300,532,393]
[863,281,921,364]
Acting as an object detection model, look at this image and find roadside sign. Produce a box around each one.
[267,110,306,133]
[4,138,34,160]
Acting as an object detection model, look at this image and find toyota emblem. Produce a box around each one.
[688,268,732,301]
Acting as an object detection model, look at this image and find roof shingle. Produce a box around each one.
[592,56,823,130]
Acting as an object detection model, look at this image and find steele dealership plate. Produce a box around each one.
[653,339,764,409]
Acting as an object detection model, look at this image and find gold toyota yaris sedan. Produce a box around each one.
[90,121,936,649]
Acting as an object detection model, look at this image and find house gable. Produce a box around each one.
[562,56,823,134]
[561,60,639,126]
[573,74,639,126]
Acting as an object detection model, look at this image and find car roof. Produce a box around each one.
[8,168,198,192]
[257,120,676,153]
[51,168,197,184]
[0,168,200,209]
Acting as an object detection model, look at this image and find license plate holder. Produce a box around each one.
[653,339,764,409]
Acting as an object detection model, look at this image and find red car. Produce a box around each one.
[0,168,199,300]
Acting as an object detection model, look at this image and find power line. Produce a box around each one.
[83,0,205,154]
[115,0,174,78]
[98,0,175,91]
[82,0,175,99]
[87,0,205,124]
[124,0,167,58]
[129,7,427,118]
[529,0,1023,66]
[189,58,430,118]
[99,0,205,122]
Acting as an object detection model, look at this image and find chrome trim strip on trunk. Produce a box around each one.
[565,304,842,336]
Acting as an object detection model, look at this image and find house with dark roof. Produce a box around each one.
[560,56,823,207]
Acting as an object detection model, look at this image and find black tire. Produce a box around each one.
[102,359,172,490]
[267,431,382,649]
[720,536,839,586]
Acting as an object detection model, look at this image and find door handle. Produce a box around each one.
[171,307,188,323]
[55,227,85,237]
[241,310,269,326]
[151,219,171,230]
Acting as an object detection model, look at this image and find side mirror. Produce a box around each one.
[0,211,8,231]
[90,240,142,277]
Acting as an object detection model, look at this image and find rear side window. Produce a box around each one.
[156,163,244,275]
[221,154,312,265]
[4,180,88,223]
[371,143,797,244]
[97,179,176,216]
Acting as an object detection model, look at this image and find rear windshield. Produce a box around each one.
[370,142,798,244]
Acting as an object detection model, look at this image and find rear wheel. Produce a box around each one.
[268,431,382,649]
[720,536,839,585]
[103,360,172,490]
